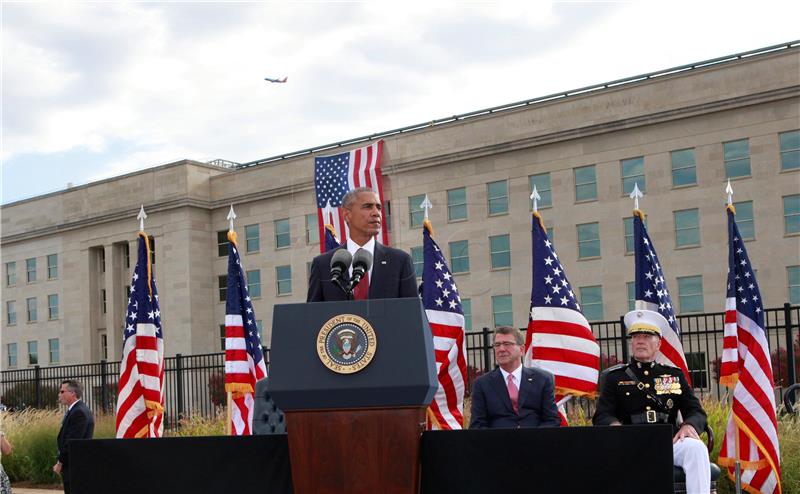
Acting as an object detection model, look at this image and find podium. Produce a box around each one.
[268,298,437,494]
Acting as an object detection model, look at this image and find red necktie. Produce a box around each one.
[353,271,370,300]
[507,374,519,413]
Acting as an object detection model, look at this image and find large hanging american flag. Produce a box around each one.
[224,231,268,436]
[523,212,600,415]
[314,140,388,252]
[420,219,467,430]
[718,205,781,494]
[632,210,691,384]
[116,233,165,438]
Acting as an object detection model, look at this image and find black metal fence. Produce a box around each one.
[1,305,796,429]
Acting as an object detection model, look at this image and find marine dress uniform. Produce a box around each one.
[593,310,711,494]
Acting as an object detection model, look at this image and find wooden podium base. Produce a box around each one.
[285,406,427,494]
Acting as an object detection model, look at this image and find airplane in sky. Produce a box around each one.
[264,76,288,83]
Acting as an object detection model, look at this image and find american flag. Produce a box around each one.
[116,233,165,438]
[523,212,600,421]
[314,140,388,252]
[632,210,691,384]
[224,231,268,436]
[420,219,467,430]
[718,205,781,493]
[323,224,341,252]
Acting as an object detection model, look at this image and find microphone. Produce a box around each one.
[329,249,353,291]
[351,249,373,289]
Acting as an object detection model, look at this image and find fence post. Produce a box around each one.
[481,327,492,372]
[619,316,629,363]
[100,360,108,413]
[176,353,185,419]
[34,365,42,408]
[784,303,797,386]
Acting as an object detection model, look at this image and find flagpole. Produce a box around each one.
[725,180,743,494]
[225,206,237,436]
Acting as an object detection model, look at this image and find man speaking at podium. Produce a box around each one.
[307,187,418,302]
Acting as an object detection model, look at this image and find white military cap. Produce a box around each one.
[623,309,668,337]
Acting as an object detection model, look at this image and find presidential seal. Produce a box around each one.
[317,314,377,374]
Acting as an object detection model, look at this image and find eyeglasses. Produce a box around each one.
[492,342,519,349]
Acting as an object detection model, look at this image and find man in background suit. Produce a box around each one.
[53,379,94,494]
[470,326,561,429]
[307,187,417,302]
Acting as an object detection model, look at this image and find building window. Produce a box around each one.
[677,275,704,313]
[245,224,260,253]
[276,265,292,295]
[26,258,36,283]
[487,180,508,215]
[574,165,597,201]
[447,187,468,221]
[784,195,800,235]
[5,261,15,286]
[724,139,751,178]
[275,219,291,249]
[671,148,696,187]
[148,236,156,265]
[449,240,470,273]
[492,295,513,327]
[411,247,424,278]
[305,214,319,244]
[219,324,226,351]
[125,285,131,301]
[462,298,472,331]
[621,157,645,194]
[27,341,38,366]
[26,297,37,322]
[49,338,60,364]
[577,222,600,259]
[217,230,230,257]
[124,243,131,268]
[48,294,59,320]
[47,254,58,280]
[674,209,700,247]
[780,130,800,170]
[7,343,17,368]
[101,289,107,314]
[623,217,634,254]
[529,173,552,208]
[246,269,262,298]
[580,286,604,321]
[256,320,264,341]
[408,194,426,228]
[489,234,511,269]
[100,249,106,272]
[546,227,554,243]
[100,333,108,360]
[218,275,227,302]
[733,201,754,240]
[685,352,708,389]
[385,200,393,232]
[789,266,800,305]
[627,282,635,311]
[6,301,16,325]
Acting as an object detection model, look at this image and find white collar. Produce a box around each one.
[68,399,81,412]
[499,364,523,385]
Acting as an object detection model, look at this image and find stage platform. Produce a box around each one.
[72,425,673,494]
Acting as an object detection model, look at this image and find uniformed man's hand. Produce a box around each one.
[672,424,699,443]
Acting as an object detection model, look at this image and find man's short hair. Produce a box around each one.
[61,379,84,399]
[342,187,378,209]
[494,326,524,346]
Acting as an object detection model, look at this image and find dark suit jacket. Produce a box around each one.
[306,243,418,302]
[57,400,95,468]
[469,366,561,429]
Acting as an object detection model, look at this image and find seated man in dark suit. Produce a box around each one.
[307,187,418,302]
[470,326,561,429]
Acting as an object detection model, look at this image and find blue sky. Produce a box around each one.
[3,1,799,204]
